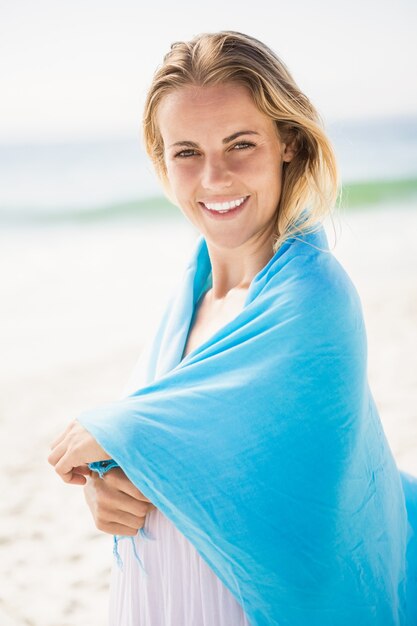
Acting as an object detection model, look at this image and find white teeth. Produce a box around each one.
[203,196,247,212]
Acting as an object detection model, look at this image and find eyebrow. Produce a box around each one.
[169,130,260,149]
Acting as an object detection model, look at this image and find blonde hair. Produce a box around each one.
[142,30,339,252]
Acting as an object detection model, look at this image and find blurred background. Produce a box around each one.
[1,0,416,624]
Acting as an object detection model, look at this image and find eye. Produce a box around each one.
[174,149,199,158]
[173,141,255,159]
[232,141,256,151]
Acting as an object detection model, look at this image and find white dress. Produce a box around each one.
[108,508,250,626]
[108,275,250,625]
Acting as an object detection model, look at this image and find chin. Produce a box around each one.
[204,230,252,250]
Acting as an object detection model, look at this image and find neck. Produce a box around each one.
[205,234,275,300]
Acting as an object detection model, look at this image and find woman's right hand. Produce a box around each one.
[83,467,156,536]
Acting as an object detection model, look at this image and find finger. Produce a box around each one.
[49,443,89,484]
[49,432,66,450]
[66,472,88,486]
[99,480,154,518]
[68,465,91,484]
[47,440,67,467]
[112,490,155,519]
[119,494,155,519]
[54,449,83,480]
[97,521,142,537]
[105,469,153,503]
[49,421,74,449]
[74,465,92,476]
[105,508,148,530]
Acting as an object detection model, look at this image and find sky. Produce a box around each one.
[1,0,416,142]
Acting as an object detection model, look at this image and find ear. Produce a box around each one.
[276,123,298,163]
[282,138,297,163]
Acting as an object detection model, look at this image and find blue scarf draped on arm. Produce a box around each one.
[80,225,417,625]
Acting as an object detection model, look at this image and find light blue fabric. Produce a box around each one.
[80,225,417,625]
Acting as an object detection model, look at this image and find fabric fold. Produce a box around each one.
[81,226,417,625]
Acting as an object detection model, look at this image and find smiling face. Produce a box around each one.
[157,82,295,252]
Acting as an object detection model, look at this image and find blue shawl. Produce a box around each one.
[79,225,417,625]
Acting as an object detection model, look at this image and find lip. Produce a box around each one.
[199,195,249,205]
[198,196,250,220]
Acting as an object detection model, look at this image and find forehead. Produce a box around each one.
[156,83,272,141]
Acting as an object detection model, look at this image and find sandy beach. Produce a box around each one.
[1,204,416,625]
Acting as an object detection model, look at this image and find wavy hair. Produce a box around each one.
[142,31,339,251]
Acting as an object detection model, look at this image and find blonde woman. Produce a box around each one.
[49,31,417,626]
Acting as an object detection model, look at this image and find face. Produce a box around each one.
[156,83,294,252]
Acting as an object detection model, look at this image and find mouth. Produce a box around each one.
[198,195,250,219]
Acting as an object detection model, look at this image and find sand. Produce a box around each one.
[1,204,416,625]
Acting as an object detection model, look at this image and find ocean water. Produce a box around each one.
[0,116,416,220]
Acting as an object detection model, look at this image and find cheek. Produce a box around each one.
[236,149,281,180]
[166,163,197,195]
[243,161,281,195]
[262,156,284,189]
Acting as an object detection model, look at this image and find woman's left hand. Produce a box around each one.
[48,419,111,485]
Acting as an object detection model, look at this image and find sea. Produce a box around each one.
[0,115,416,222]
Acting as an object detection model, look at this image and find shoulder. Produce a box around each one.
[281,231,362,310]
[262,234,366,346]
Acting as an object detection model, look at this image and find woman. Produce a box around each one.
[48,31,417,625]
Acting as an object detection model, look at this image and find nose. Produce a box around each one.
[201,155,233,191]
